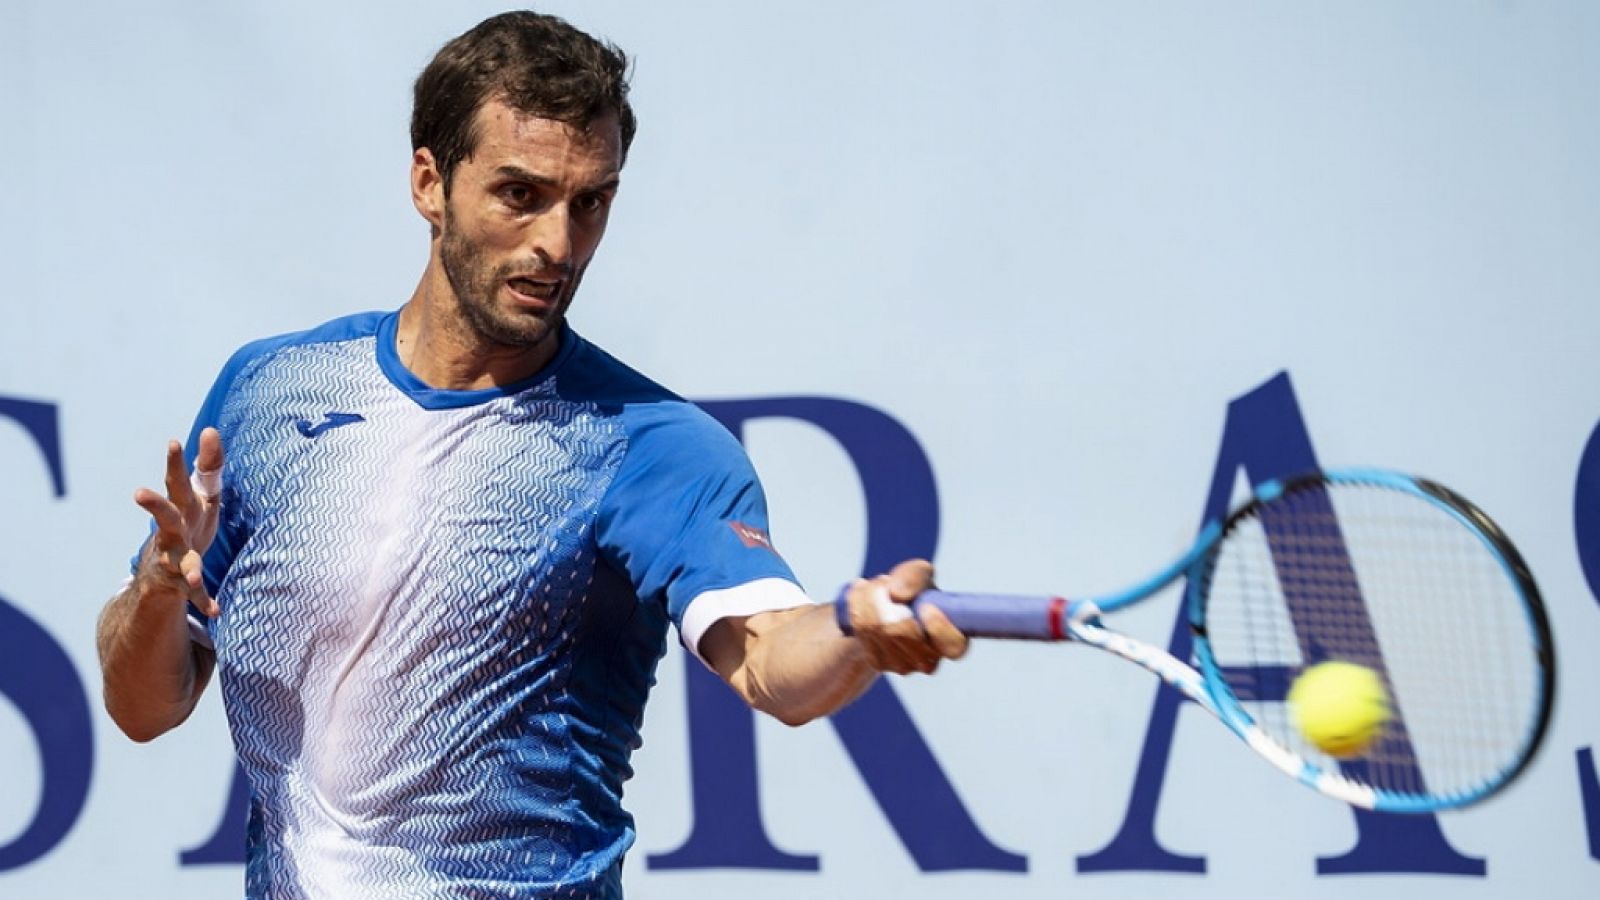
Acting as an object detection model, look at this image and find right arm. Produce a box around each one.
[96,429,224,742]
[701,559,967,727]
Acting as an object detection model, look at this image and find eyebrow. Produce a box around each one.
[494,164,620,194]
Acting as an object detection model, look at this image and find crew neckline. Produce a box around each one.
[374,309,579,410]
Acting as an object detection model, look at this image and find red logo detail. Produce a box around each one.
[728,521,776,552]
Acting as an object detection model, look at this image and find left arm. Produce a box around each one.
[699,560,967,726]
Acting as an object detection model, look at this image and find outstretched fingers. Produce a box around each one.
[132,487,219,616]
[135,486,189,557]
[162,440,197,516]
[134,432,225,617]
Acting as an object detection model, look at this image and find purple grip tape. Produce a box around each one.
[834,587,1067,641]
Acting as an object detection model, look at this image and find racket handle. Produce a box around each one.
[833,587,1069,641]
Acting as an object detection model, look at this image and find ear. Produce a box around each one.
[411,148,446,234]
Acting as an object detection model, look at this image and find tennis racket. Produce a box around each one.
[836,468,1555,813]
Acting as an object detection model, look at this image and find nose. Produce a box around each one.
[529,206,573,269]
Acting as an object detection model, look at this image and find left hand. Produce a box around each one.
[843,559,968,674]
[132,428,226,618]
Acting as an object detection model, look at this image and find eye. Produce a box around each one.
[573,192,611,217]
[498,183,536,209]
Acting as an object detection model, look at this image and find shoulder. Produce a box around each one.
[554,333,751,475]
[552,331,684,407]
[225,310,386,372]
[213,310,388,391]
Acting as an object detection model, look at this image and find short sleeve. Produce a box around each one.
[594,404,802,634]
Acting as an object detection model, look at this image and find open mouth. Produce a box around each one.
[506,277,560,307]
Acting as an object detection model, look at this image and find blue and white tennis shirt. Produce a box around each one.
[166,310,804,899]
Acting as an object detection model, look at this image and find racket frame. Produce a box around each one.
[1185,468,1555,812]
[836,467,1557,813]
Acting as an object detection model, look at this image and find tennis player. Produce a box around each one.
[94,10,964,899]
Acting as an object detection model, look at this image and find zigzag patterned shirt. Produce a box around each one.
[162,310,800,899]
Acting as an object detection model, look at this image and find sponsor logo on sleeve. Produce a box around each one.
[728,521,776,552]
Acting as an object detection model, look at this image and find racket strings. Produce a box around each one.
[1202,480,1542,803]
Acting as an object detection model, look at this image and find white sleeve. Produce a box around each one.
[679,577,813,667]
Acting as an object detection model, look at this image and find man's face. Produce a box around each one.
[437,99,622,350]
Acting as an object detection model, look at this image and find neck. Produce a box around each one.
[396,261,561,390]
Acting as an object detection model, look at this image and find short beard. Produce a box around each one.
[439,206,574,349]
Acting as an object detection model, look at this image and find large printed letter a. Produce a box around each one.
[1076,372,1485,876]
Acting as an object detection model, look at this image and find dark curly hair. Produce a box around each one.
[411,11,636,190]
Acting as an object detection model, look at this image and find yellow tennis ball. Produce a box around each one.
[1288,661,1391,758]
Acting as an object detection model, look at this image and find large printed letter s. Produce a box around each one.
[0,396,94,872]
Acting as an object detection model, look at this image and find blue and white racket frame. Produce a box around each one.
[836,467,1557,813]
[1191,469,1555,811]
